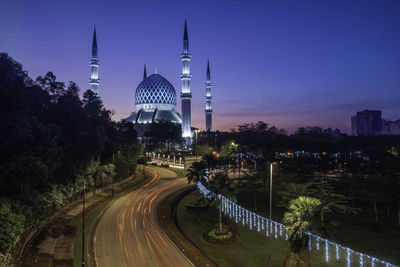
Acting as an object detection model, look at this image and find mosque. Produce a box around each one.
[89,20,213,144]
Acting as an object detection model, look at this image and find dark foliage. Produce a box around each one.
[0,53,141,257]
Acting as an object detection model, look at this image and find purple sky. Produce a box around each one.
[1,0,400,133]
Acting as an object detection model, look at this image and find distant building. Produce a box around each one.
[382,119,400,135]
[351,110,382,135]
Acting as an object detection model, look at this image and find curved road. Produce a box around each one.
[93,167,194,267]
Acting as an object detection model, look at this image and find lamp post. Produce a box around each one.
[112,153,115,198]
[268,162,277,267]
[195,129,199,162]
[82,174,86,267]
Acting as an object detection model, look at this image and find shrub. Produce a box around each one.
[207,228,232,241]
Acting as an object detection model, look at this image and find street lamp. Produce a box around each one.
[268,161,278,267]
[195,129,199,162]
[81,173,87,267]
[112,151,120,198]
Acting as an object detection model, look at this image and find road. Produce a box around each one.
[93,167,194,267]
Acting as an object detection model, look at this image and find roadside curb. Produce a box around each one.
[157,185,218,267]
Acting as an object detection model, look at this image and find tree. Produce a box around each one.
[240,173,264,211]
[144,120,182,151]
[187,161,207,185]
[283,196,321,267]
[310,183,356,233]
[36,71,66,101]
[0,54,144,259]
[0,199,25,254]
[278,182,314,209]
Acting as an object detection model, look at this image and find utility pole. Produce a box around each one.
[195,129,198,162]
[268,162,273,267]
[112,153,115,198]
[82,176,86,267]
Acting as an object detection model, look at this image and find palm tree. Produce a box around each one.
[283,196,321,267]
[187,161,207,185]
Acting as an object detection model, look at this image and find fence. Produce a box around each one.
[197,182,398,267]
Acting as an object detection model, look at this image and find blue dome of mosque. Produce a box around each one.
[135,74,177,105]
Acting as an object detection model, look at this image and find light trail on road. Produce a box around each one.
[94,167,193,267]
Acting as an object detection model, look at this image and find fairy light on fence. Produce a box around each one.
[336,244,339,261]
[347,248,351,267]
[250,213,252,229]
[196,182,398,267]
[325,240,329,262]
[235,205,238,223]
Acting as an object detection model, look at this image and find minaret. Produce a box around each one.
[143,64,147,80]
[90,27,100,94]
[180,19,192,140]
[205,60,212,132]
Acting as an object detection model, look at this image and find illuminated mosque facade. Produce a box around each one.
[89,20,213,143]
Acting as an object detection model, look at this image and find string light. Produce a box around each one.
[347,248,351,267]
[325,240,329,262]
[336,245,339,261]
[235,204,238,223]
[196,182,398,267]
[249,212,252,230]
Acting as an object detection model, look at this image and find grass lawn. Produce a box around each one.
[236,190,400,266]
[177,192,399,267]
[168,167,187,178]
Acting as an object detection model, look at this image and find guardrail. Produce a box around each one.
[197,182,398,267]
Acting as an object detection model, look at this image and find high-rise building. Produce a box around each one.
[89,27,100,94]
[382,119,400,135]
[205,60,212,132]
[180,19,192,141]
[351,110,382,135]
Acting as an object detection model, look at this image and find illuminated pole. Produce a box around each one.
[195,129,198,162]
[82,176,86,267]
[268,162,274,267]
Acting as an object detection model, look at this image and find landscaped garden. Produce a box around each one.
[177,191,400,266]
[179,131,400,267]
